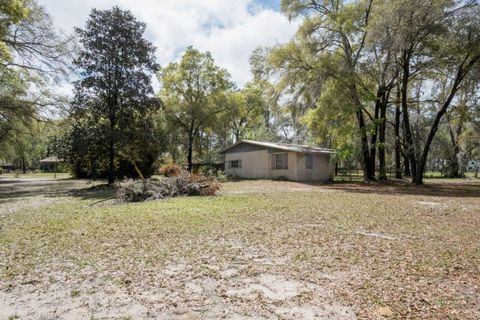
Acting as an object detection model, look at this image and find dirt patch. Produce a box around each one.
[225,273,317,300]
[276,305,357,320]
[355,230,400,241]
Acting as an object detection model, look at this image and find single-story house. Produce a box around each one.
[39,156,62,172]
[220,140,335,182]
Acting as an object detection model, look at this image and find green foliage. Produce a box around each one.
[0,0,29,61]
[220,84,265,141]
[302,79,358,161]
[0,119,60,171]
[0,0,73,146]
[159,47,232,168]
[60,7,161,181]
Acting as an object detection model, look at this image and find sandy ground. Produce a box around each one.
[0,176,479,319]
[0,177,356,320]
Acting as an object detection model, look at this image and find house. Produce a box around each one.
[467,160,479,171]
[39,156,62,172]
[221,140,335,182]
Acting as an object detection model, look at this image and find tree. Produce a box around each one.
[69,6,160,183]
[280,0,382,181]
[0,119,61,172]
[222,85,264,142]
[0,0,73,144]
[159,47,231,171]
[391,0,480,184]
[275,0,480,184]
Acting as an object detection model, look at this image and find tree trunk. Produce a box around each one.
[403,152,411,176]
[357,110,375,181]
[400,51,418,182]
[394,90,402,179]
[416,54,480,185]
[378,88,389,180]
[446,112,463,178]
[369,90,380,179]
[340,33,375,182]
[449,146,461,178]
[187,134,194,172]
[108,139,115,184]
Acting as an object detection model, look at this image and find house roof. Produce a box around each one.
[221,140,335,154]
[39,156,62,163]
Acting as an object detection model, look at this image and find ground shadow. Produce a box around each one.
[70,184,117,201]
[322,179,480,198]
[0,177,116,202]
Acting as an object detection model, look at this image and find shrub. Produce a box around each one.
[117,172,220,203]
[216,170,228,183]
[158,163,183,177]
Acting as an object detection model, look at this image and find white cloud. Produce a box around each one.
[38,0,299,87]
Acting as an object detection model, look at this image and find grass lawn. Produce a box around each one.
[0,177,479,319]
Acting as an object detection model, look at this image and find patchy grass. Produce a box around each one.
[0,177,479,319]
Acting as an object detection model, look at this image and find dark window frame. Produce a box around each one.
[272,153,288,170]
[229,160,242,169]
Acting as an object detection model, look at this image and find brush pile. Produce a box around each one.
[116,171,220,202]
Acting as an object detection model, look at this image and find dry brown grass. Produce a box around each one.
[0,177,479,319]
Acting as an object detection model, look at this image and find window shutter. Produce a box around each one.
[284,153,288,169]
[271,154,275,169]
[239,160,242,168]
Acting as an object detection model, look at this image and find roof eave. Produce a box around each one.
[220,140,335,154]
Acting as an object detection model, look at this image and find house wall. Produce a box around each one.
[296,153,333,182]
[224,145,333,182]
[266,151,298,180]
[225,149,269,178]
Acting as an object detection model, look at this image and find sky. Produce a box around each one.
[37,0,299,88]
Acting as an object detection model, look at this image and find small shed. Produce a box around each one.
[39,156,62,172]
[220,140,335,182]
[0,163,14,173]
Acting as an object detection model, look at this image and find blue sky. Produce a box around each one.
[258,0,281,10]
[37,0,297,88]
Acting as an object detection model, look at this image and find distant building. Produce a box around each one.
[39,156,62,172]
[221,140,335,182]
[467,160,479,172]
[0,163,14,173]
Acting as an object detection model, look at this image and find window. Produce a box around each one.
[272,153,288,169]
[229,160,242,168]
[305,154,313,169]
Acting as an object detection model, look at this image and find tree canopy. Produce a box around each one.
[60,6,160,183]
[159,47,231,170]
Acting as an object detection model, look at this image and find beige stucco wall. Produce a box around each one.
[225,149,333,182]
[296,153,333,182]
[266,151,298,180]
[225,150,268,178]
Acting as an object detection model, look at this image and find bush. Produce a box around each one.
[216,170,228,183]
[158,163,183,177]
[117,172,220,203]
